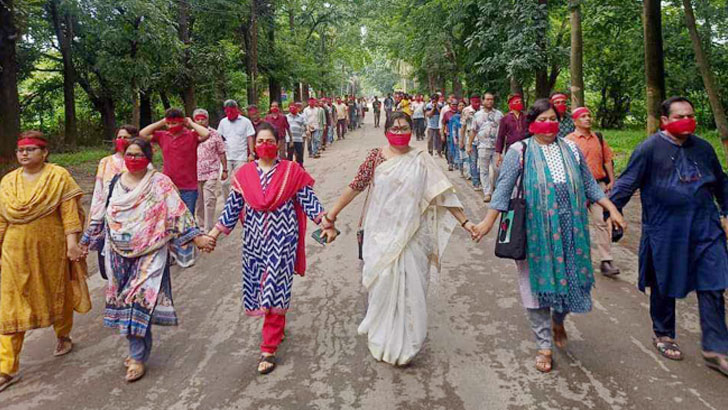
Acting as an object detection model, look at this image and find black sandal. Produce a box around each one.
[653,336,683,361]
[258,355,276,375]
[703,352,728,377]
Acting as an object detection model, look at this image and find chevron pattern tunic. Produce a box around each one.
[217,161,324,316]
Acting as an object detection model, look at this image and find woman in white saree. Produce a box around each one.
[324,112,476,365]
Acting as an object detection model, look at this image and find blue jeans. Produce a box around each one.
[312,130,322,156]
[179,189,198,214]
[328,124,335,144]
[651,288,728,354]
[527,308,568,350]
[127,325,153,363]
[469,143,480,187]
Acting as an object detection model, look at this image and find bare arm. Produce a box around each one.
[327,187,362,221]
[187,118,210,140]
[139,119,166,141]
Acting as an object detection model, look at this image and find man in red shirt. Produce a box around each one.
[264,101,291,157]
[139,107,210,213]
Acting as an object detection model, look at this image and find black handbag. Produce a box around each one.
[494,144,527,260]
[357,185,371,260]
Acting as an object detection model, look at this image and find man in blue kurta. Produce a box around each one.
[610,96,728,376]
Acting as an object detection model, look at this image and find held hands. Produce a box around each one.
[67,243,86,262]
[193,234,216,253]
[471,220,494,243]
[321,214,338,244]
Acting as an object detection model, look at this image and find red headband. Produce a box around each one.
[194,114,208,120]
[18,138,47,148]
[550,93,568,102]
[572,107,590,120]
[165,117,184,123]
[508,95,522,104]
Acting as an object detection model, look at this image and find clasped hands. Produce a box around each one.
[461,220,492,242]
[193,234,217,253]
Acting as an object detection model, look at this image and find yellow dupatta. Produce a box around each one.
[0,164,92,313]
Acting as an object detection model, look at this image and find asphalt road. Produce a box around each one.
[2,115,727,410]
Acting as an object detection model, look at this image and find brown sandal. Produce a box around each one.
[53,337,73,357]
[0,372,21,393]
[258,354,276,375]
[125,359,146,383]
[536,350,553,373]
[553,322,568,349]
[703,352,728,377]
[653,336,683,361]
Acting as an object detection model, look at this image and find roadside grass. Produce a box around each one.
[51,147,164,174]
[599,128,726,173]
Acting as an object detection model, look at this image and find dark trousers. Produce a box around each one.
[287,141,304,165]
[374,111,381,127]
[650,287,728,354]
[414,118,426,140]
[337,119,347,139]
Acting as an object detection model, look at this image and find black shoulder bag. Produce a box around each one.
[97,173,121,280]
[494,143,527,260]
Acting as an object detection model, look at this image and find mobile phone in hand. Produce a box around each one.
[312,228,340,245]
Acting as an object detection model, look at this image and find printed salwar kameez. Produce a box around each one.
[81,170,200,362]
[216,159,324,354]
[0,164,90,375]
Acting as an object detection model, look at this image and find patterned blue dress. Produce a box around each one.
[217,161,324,316]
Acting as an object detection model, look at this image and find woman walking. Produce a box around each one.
[88,124,139,279]
[207,123,329,375]
[81,138,214,382]
[325,112,475,366]
[0,132,90,392]
[472,99,626,373]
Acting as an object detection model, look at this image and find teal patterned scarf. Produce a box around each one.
[522,138,594,300]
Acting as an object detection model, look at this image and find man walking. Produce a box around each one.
[468,92,503,201]
[425,94,442,156]
[566,107,619,276]
[335,97,348,139]
[551,92,575,139]
[610,96,728,374]
[372,96,382,128]
[286,102,306,165]
[193,108,228,232]
[411,95,426,140]
[217,99,256,200]
[304,98,322,158]
[495,94,528,167]
[264,101,291,158]
[383,93,394,123]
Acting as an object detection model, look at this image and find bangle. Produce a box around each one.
[323,214,336,223]
[460,219,470,228]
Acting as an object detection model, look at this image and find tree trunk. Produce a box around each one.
[139,89,152,128]
[0,0,20,160]
[48,0,77,147]
[682,0,728,145]
[159,90,171,110]
[294,82,302,102]
[643,0,666,135]
[534,0,550,99]
[178,0,196,115]
[241,0,259,105]
[267,2,281,106]
[302,84,310,101]
[569,0,585,107]
[452,75,462,99]
[509,77,523,96]
[99,97,116,142]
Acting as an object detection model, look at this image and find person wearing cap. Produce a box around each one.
[566,107,618,276]
[550,92,575,139]
[0,131,90,391]
[194,108,228,232]
[609,96,728,375]
[216,99,256,200]
[495,94,528,167]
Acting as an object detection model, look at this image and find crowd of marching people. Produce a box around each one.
[1,88,728,392]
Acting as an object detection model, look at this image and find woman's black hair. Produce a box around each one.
[384,111,413,135]
[255,121,279,142]
[526,98,562,134]
[127,137,154,161]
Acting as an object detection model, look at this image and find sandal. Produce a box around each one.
[552,322,568,349]
[535,349,553,373]
[0,373,21,393]
[53,337,73,357]
[258,354,276,375]
[653,336,683,361]
[124,357,131,368]
[125,359,146,383]
[703,352,728,377]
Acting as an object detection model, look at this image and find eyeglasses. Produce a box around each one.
[671,154,702,183]
[16,147,41,154]
[124,153,146,159]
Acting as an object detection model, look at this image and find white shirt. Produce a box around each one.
[438,104,452,131]
[217,115,255,161]
[411,101,425,119]
[303,106,321,131]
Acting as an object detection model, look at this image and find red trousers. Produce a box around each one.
[261,312,286,354]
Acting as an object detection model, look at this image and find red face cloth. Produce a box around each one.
[308,99,316,108]
[224,107,240,121]
[124,156,150,172]
[166,118,184,134]
[470,98,481,110]
[289,106,298,115]
[509,101,524,112]
[386,132,412,147]
[270,107,280,114]
[255,142,279,159]
[115,138,130,153]
[529,121,560,135]
[554,103,568,115]
[665,117,697,136]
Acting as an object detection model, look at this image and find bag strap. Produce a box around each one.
[515,141,528,199]
[105,173,122,209]
[595,131,611,183]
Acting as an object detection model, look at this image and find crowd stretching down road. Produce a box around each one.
[1,90,728,406]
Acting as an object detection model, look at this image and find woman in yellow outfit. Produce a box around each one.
[0,131,90,392]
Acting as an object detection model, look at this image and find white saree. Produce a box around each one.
[358,148,462,365]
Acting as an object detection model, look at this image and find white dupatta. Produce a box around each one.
[358,148,462,365]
